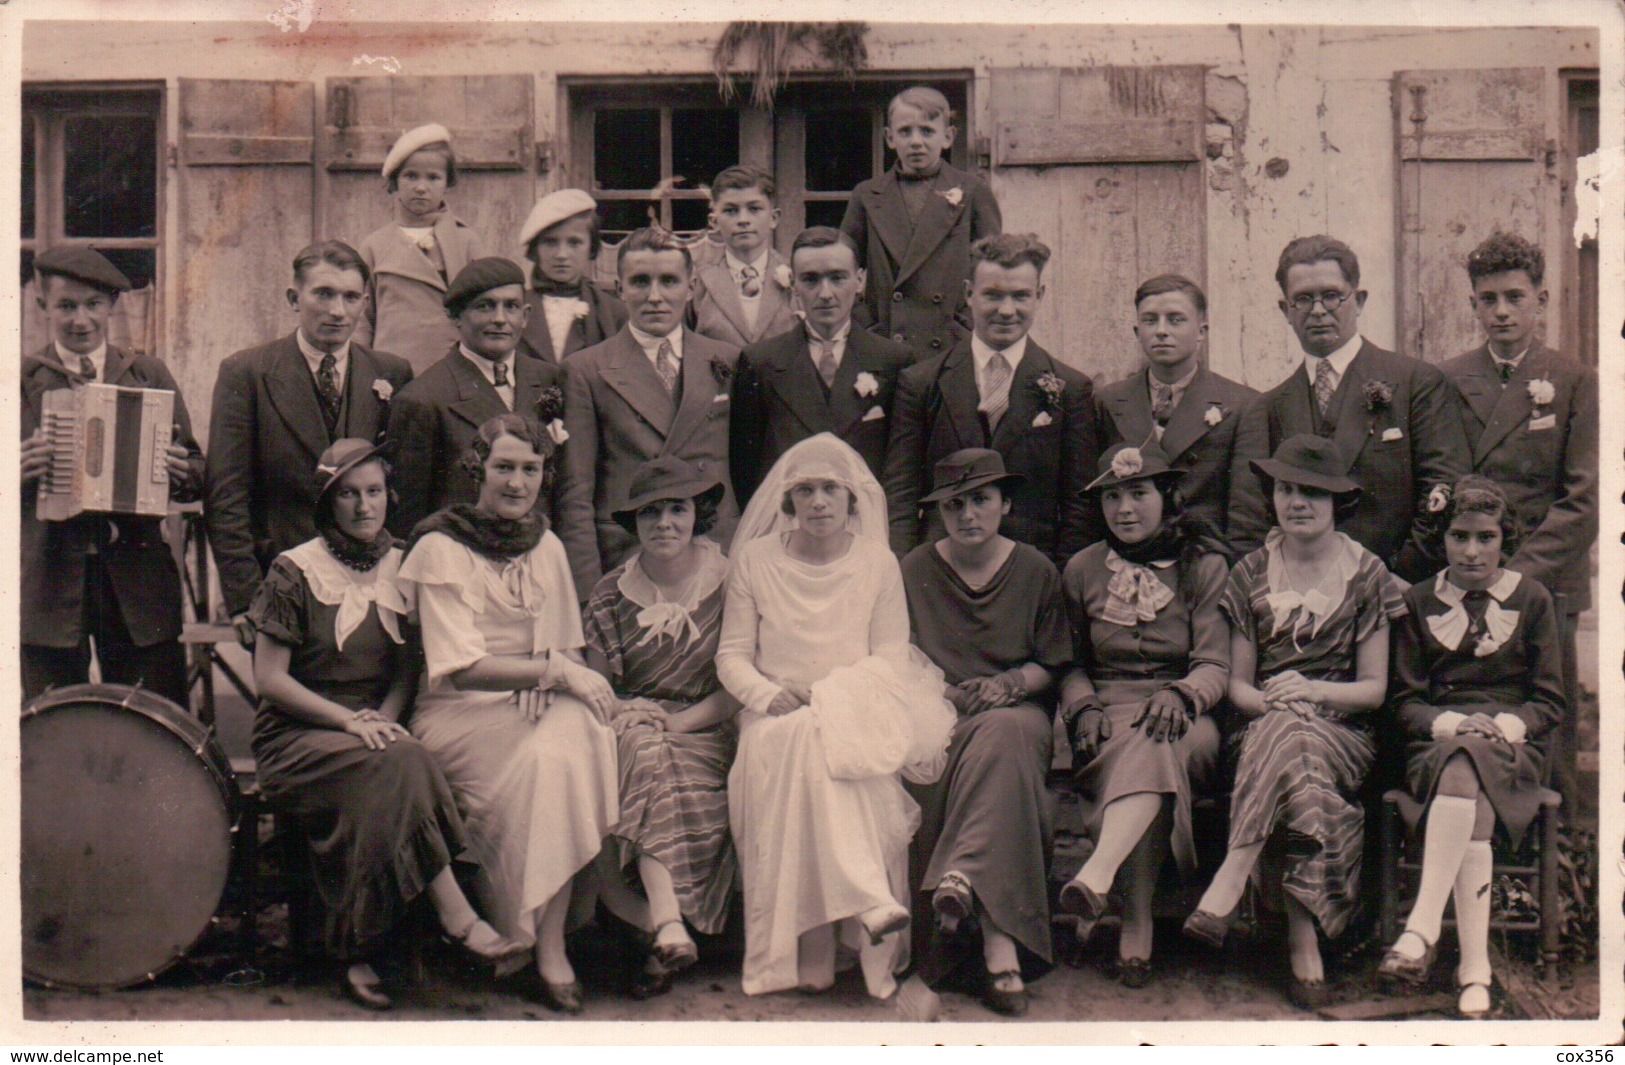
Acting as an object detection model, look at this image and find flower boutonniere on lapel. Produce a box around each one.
[1035,371,1066,412]
[1203,402,1224,427]
[941,187,964,207]
[535,385,569,446]
[1362,380,1393,415]
[854,371,880,398]
[562,297,591,321]
[773,264,793,290]
[1527,378,1556,410]
[710,358,733,397]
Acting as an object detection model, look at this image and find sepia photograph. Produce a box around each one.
[4,0,1620,1046]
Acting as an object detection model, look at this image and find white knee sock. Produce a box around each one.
[1454,841,1494,988]
[1401,794,1477,949]
[1077,792,1162,895]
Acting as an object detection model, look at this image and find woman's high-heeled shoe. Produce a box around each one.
[1058,878,1107,942]
[651,918,699,972]
[1376,930,1438,987]
[932,871,974,934]
[859,902,910,946]
[1181,906,1238,950]
[1458,981,1492,1019]
[529,976,584,1015]
[444,918,531,971]
[342,963,393,1011]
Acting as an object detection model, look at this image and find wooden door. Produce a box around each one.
[987,66,1207,384]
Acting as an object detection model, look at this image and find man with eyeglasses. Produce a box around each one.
[1245,235,1470,583]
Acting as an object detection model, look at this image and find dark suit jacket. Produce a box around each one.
[517,283,627,367]
[1442,342,1598,610]
[840,162,1001,360]
[730,324,916,504]
[884,337,1099,569]
[1246,339,1471,583]
[206,333,414,617]
[1095,365,1269,552]
[559,327,740,598]
[385,346,559,540]
[22,345,204,648]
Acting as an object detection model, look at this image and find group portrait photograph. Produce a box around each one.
[5,0,1621,1047]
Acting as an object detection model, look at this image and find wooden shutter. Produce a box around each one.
[988,67,1206,383]
[1395,68,1558,362]
[321,76,535,262]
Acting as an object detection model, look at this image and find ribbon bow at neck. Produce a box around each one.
[399,226,438,253]
[1101,550,1176,626]
[1427,570,1521,656]
[632,601,703,649]
[1261,528,1360,647]
[285,539,405,652]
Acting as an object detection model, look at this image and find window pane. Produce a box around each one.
[97,247,156,290]
[670,199,710,234]
[22,113,35,240]
[594,110,661,191]
[805,109,872,191]
[670,109,738,192]
[598,199,657,236]
[63,115,157,239]
[804,200,850,231]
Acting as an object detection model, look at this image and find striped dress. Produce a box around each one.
[584,552,738,935]
[1218,532,1405,938]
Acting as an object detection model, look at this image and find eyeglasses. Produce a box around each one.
[1288,290,1353,314]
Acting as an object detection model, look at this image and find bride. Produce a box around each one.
[717,433,955,999]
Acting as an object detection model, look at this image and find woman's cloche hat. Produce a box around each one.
[612,456,726,533]
[921,448,1026,504]
[1249,433,1360,495]
[314,438,387,503]
[1085,441,1182,493]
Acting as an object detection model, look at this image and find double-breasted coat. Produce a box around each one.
[353,214,489,376]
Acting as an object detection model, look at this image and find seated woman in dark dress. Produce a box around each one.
[583,457,741,1000]
[1056,442,1229,988]
[249,439,522,1010]
[1378,476,1565,1019]
[899,449,1072,1017]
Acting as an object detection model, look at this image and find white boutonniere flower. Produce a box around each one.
[1032,410,1054,429]
[1527,378,1555,407]
[1203,403,1223,427]
[773,264,793,289]
[854,372,880,397]
[1426,483,1451,514]
[561,297,590,321]
[545,418,569,446]
[372,379,394,402]
[941,187,963,207]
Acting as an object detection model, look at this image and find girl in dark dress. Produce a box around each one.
[1378,476,1566,1018]
[249,439,522,1010]
[1056,442,1230,988]
[900,448,1072,1018]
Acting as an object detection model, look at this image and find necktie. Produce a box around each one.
[980,352,1012,432]
[656,339,680,394]
[1151,381,1174,426]
[815,340,838,388]
[79,353,97,383]
[316,354,341,435]
[1497,361,1513,385]
[1312,358,1339,418]
[739,265,761,298]
[493,359,510,388]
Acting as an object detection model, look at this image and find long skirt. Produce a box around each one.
[1076,678,1221,878]
[410,689,618,948]
[1406,732,1546,848]
[908,704,1054,979]
[1227,711,1373,939]
[729,707,916,998]
[611,722,738,935]
[254,723,465,959]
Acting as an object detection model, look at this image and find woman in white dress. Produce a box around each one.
[396,413,619,1014]
[717,433,954,999]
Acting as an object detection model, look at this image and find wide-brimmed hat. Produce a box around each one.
[314,438,387,504]
[921,448,1026,504]
[1250,433,1360,495]
[1085,441,1183,493]
[382,123,453,180]
[519,189,598,250]
[611,456,725,533]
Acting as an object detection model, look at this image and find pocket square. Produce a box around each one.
[712,393,729,404]
[861,405,886,422]
[1529,413,1556,431]
[1032,411,1054,428]
[1381,427,1403,442]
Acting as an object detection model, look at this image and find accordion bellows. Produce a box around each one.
[38,383,174,521]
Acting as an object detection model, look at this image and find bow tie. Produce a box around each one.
[534,278,586,298]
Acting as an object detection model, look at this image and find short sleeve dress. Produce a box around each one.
[583,540,738,936]
[1217,530,1406,938]
[248,539,467,960]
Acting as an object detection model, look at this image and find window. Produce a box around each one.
[1564,73,1599,367]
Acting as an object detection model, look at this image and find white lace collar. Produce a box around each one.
[282,539,405,652]
[1262,528,1363,646]
[1428,569,1522,656]
[616,538,728,649]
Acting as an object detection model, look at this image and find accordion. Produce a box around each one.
[37,383,174,522]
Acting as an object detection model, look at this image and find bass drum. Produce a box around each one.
[22,683,240,989]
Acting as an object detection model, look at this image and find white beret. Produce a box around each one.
[519,188,599,249]
[382,123,453,180]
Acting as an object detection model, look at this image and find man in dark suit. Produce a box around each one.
[21,248,203,705]
[1096,273,1270,550]
[1443,232,1597,806]
[207,241,414,644]
[515,188,627,366]
[559,227,740,599]
[730,227,915,505]
[884,233,1098,569]
[386,257,563,539]
[1245,235,1471,583]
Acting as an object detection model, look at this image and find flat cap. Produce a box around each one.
[519,189,598,250]
[382,123,453,180]
[444,257,527,316]
[34,247,131,295]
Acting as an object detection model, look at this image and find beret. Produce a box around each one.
[34,247,131,295]
[518,189,598,250]
[382,123,453,180]
[444,257,527,316]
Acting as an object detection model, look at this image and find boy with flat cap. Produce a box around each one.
[21,247,203,705]
[386,256,563,538]
[516,188,627,366]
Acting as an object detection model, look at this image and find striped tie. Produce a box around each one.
[656,339,680,394]
[979,352,1012,432]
